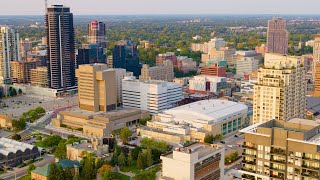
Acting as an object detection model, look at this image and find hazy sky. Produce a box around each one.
[1,0,319,15]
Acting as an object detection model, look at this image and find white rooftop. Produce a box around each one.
[159,99,248,126]
[0,138,40,155]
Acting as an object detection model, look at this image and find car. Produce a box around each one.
[220,141,225,144]
[234,134,239,138]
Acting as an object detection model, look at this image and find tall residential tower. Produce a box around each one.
[46,5,76,90]
[266,17,288,55]
[313,35,320,96]
[0,27,21,84]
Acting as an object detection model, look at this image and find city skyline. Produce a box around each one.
[1,0,320,15]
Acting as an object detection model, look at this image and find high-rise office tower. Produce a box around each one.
[77,44,106,66]
[313,35,320,96]
[112,40,141,77]
[46,5,76,90]
[253,53,306,124]
[88,21,106,49]
[0,27,21,84]
[266,17,289,55]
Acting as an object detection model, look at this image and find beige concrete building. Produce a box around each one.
[139,60,174,82]
[313,35,320,96]
[10,60,37,84]
[30,66,48,87]
[160,143,224,180]
[253,53,306,124]
[240,119,320,180]
[138,99,248,144]
[202,47,236,65]
[66,139,108,161]
[0,114,12,129]
[76,64,117,112]
[236,57,259,76]
[52,107,149,138]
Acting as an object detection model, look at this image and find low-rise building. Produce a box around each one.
[31,159,80,180]
[139,99,248,144]
[139,60,174,82]
[188,75,227,94]
[122,76,183,114]
[200,63,226,77]
[0,138,41,167]
[156,52,177,66]
[52,107,149,139]
[30,66,48,87]
[240,119,320,180]
[236,57,259,76]
[66,139,108,161]
[177,56,197,73]
[160,143,224,180]
[240,78,257,94]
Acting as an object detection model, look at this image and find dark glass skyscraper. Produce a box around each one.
[112,40,141,76]
[77,44,106,66]
[46,5,76,90]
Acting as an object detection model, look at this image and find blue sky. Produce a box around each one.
[1,0,319,15]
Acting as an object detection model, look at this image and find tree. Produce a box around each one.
[140,137,168,153]
[12,133,21,141]
[65,167,73,180]
[102,169,116,180]
[119,127,132,144]
[145,148,153,167]
[128,151,133,166]
[27,164,36,174]
[97,164,112,177]
[18,89,22,94]
[204,134,214,144]
[48,163,57,180]
[131,147,142,160]
[118,151,127,167]
[137,152,145,169]
[35,106,46,114]
[54,141,66,159]
[81,154,95,180]
[56,164,65,180]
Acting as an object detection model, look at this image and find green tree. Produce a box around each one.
[131,147,142,160]
[18,89,22,94]
[35,106,46,114]
[54,141,66,159]
[56,164,65,180]
[27,164,36,174]
[118,151,127,167]
[204,134,214,144]
[140,137,168,153]
[48,163,57,180]
[119,127,132,144]
[145,148,153,167]
[137,152,145,169]
[12,133,21,141]
[81,154,95,180]
[64,167,73,180]
[102,169,115,180]
[128,151,133,166]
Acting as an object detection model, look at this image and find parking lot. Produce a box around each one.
[0,94,78,117]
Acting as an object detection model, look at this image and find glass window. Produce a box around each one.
[233,120,237,131]
[228,122,232,133]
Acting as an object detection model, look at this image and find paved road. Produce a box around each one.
[0,155,54,180]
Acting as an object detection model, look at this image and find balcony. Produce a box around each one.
[242,152,256,158]
[302,156,320,162]
[301,172,319,179]
[243,160,256,165]
[241,167,256,174]
[241,174,255,180]
[271,159,286,164]
[270,149,286,156]
[243,145,257,150]
[302,164,319,171]
[270,167,286,173]
[270,174,285,180]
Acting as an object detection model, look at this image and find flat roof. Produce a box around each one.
[0,138,39,155]
[160,99,248,123]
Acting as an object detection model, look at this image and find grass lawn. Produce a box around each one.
[115,172,131,180]
[34,141,46,148]
[18,175,31,180]
[119,162,141,174]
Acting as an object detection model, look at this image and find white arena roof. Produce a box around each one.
[159,99,248,125]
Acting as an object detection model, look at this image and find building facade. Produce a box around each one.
[253,53,306,124]
[46,5,76,90]
[236,57,259,76]
[189,75,227,94]
[112,40,141,77]
[200,64,226,77]
[31,67,48,87]
[10,61,37,84]
[156,52,177,66]
[161,143,225,180]
[240,119,320,180]
[140,60,174,82]
[176,56,197,73]
[87,21,106,49]
[76,64,117,112]
[266,17,288,55]
[77,44,106,66]
[122,76,183,114]
[0,27,21,84]
[313,35,320,96]
[109,68,133,104]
